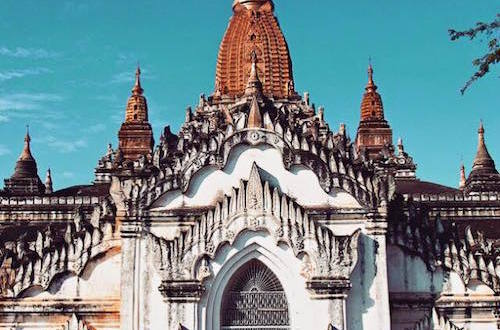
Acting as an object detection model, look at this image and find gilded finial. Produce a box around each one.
[367,60,375,90]
[25,125,30,142]
[132,64,144,96]
[459,162,466,189]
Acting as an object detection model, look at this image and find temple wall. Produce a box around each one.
[138,227,348,330]
[0,249,121,329]
[387,245,499,330]
[386,245,443,330]
[197,231,331,330]
[347,233,391,330]
[387,245,444,294]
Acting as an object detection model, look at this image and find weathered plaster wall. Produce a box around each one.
[386,245,443,330]
[0,249,121,329]
[387,245,499,330]
[387,245,444,294]
[347,233,391,330]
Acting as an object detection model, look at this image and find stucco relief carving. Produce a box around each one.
[409,308,462,330]
[147,163,361,291]
[0,198,117,297]
[111,95,394,213]
[63,313,94,330]
[388,195,500,293]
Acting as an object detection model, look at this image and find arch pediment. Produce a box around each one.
[123,121,392,212]
[151,145,362,211]
[147,162,361,284]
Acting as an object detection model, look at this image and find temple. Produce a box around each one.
[0,1,499,329]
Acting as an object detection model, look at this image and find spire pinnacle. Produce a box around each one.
[356,63,392,158]
[132,65,143,96]
[465,121,500,193]
[459,163,466,189]
[366,63,377,91]
[472,121,496,173]
[233,0,272,10]
[20,125,34,161]
[247,95,262,128]
[45,168,53,194]
[245,51,263,96]
[119,65,154,162]
[397,137,404,155]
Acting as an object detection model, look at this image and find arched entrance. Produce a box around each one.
[220,259,290,329]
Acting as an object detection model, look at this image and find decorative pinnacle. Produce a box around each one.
[20,125,33,161]
[45,168,53,192]
[477,120,486,153]
[132,65,144,96]
[459,163,466,189]
[366,63,376,91]
[478,120,484,139]
[25,125,30,143]
[471,120,497,174]
[397,137,404,155]
[233,0,272,10]
[247,94,262,128]
[245,50,263,96]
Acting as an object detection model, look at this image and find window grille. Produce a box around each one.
[221,260,290,329]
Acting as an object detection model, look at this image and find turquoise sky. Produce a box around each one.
[0,0,498,190]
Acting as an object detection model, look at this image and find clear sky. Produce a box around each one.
[0,0,498,190]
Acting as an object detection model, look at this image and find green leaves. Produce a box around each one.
[449,13,500,94]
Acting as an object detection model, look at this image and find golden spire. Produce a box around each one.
[366,63,377,92]
[359,63,384,121]
[132,65,144,96]
[125,66,149,123]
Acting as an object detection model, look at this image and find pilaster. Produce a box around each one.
[364,209,391,330]
[159,280,205,329]
[120,211,143,330]
[307,278,351,330]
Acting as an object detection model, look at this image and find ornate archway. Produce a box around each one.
[220,259,290,329]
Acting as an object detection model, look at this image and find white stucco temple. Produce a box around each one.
[0,1,499,329]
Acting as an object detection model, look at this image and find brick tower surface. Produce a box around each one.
[118,66,154,162]
[214,0,296,99]
[355,64,393,158]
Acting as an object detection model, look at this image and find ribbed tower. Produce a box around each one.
[214,0,295,99]
[118,66,154,162]
[465,122,500,193]
[355,64,393,158]
[4,128,45,195]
